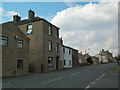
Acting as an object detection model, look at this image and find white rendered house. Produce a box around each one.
[63,46,72,68]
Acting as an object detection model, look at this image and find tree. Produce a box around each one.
[86,57,93,64]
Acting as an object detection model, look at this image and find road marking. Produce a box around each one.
[96,78,99,81]
[85,72,107,89]
[91,81,96,85]
[85,85,90,89]
[99,76,103,78]
[41,78,62,85]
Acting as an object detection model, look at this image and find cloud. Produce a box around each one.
[105,37,114,49]
[51,2,118,56]
[85,31,96,42]
[0,7,20,23]
[0,7,3,21]
[5,11,19,17]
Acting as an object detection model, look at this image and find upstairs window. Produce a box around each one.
[49,41,52,51]
[1,36,8,46]
[49,25,52,35]
[48,57,53,67]
[17,60,23,69]
[63,47,65,53]
[17,40,23,48]
[69,49,71,54]
[56,43,59,53]
[56,30,59,38]
[27,24,32,34]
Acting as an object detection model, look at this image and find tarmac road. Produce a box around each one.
[2,62,118,88]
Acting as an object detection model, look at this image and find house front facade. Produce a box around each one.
[16,10,62,73]
[1,22,29,77]
[72,48,78,68]
[100,49,113,62]
[63,45,72,68]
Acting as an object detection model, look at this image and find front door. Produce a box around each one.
[29,63,34,73]
[56,56,59,70]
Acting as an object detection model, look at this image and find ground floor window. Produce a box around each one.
[64,60,66,65]
[69,60,71,65]
[48,57,53,67]
[17,60,23,69]
[1,36,8,46]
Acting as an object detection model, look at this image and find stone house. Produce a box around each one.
[1,22,29,77]
[100,49,113,62]
[71,48,78,68]
[95,49,113,63]
[15,9,62,73]
[91,56,99,63]
[78,53,85,64]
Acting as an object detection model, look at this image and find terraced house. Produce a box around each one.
[1,9,79,77]
[1,22,29,77]
[14,9,63,73]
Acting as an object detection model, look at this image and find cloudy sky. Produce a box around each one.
[0,0,118,56]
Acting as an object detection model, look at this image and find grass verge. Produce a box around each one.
[109,64,120,71]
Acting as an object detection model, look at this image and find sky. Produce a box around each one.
[0,0,119,56]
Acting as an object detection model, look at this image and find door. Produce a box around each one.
[29,63,34,73]
[56,56,59,70]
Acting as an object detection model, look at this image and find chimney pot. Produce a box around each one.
[28,9,35,20]
[13,15,21,24]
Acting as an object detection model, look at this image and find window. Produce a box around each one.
[17,60,23,69]
[48,57,53,67]
[17,40,23,48]
[63,47,65,53]
[27,24,32,34]
[56,43,59,53]
[64,60,66,65]
[1,36,8,46]
[49,25,52,35]
[49,41,52,51]
[69,60,71,65]
[69,49,71,54]
[56,30,59,38]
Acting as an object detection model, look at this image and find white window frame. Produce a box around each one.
[1,36,8,46]
[49,25,52,35]
[49,41,52,51]
[48,57,53,67]
[27,24,32,34]
[17,40,23,48]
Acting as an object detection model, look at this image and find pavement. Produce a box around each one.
[2,62,119,88]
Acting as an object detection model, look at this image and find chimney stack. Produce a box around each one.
[28,9,35,20]
[13,15,21,24]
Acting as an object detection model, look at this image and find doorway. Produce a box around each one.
[56,56,59,70]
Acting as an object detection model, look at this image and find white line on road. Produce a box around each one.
[91,81,96,85]
[96,78,99,81]
[85,85,90,89]
[85,72,107,89]
[99,75,103,79]
[41,78,62,85]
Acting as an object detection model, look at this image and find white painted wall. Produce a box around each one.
[63,47,72,68]
[95,54,108,63]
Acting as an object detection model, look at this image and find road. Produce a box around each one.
[2,63,118,88]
